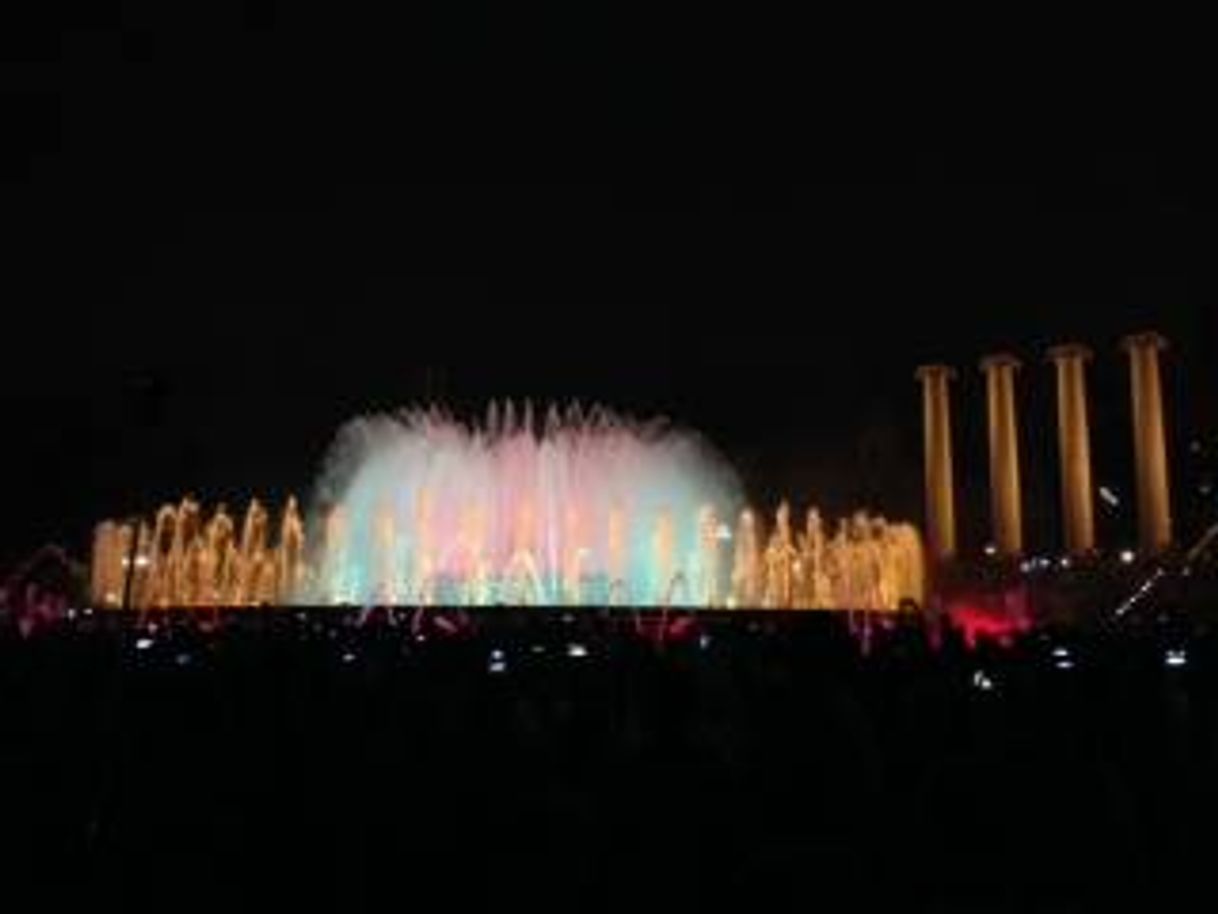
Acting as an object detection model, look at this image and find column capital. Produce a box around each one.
[915,364,956,383]
[979,352,1021,373]
[1046,343,1093,364]
[1121,331,1169,353]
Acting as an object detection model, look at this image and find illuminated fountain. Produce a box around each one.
[307,403,743,606]
[89,403,925,610]
[91,496,306,608]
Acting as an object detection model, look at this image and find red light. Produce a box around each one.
[946,586,1031,648]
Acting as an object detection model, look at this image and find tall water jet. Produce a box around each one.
[306,403,745,607]
[88,402,925,611]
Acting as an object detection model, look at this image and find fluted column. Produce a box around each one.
[980,354,1023,556]
[1122,332,1172,554]
[915,365,957,561]
[1048,345,1095,556]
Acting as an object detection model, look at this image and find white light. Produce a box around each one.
[134,555,151,569]
[342,652,356,663]
[716,523,732,541]
[136,637,154,650]
[566,643,588,658]
[1052,646,1070,659]
[1119,549,1135,565]
[1059,557,1072,569]
[1055,659,1074,670]
[972,670,994,691]
[1166,650,1187,668]
[984,544,997,557]
[699,634,712,650]
[490,648,505,661]
[1099,486,1119,507]
[489,660,507,674]
[530,644,545,654]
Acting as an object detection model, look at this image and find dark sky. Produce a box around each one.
[3,5,1215,566]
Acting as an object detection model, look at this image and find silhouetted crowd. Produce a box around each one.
[2,606,1217,912]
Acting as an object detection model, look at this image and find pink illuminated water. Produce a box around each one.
[307,403,744,606]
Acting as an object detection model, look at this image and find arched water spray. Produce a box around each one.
[663,571,690,608]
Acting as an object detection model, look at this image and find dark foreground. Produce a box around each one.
[2,606,1215,912]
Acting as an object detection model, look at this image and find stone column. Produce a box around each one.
[915,365,957,561]
[1122,332,1172,554]
[980,354,1023,556]
[1047,345,1096,556]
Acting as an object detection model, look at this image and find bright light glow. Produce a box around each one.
[136,637,154,650]
[88,402,928,611]
[983,544,997,557]
[972,670,994,691]
[1099,486,1119,507]
[1052,646,1070,659]
[1166,650,1187,668]
[566,643,588,658]
[1055,659,1074,670]
[309,404,743,607]
[1119,549,1135,565]
[1059,557,1072,569]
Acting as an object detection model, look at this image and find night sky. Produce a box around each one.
[4,6,1215,568]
